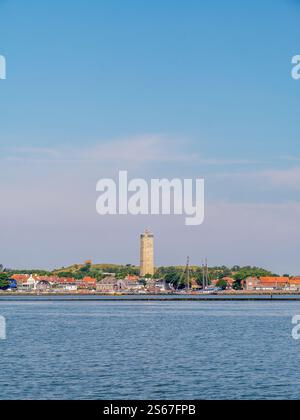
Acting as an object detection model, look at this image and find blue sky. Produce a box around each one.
[0,0,300,273]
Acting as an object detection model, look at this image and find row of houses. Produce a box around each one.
[9,274,168,293]
[209,276,300,292]
[198,276,300,292]
[8,273,300,293]
[10,274,98,292]
[245,277,300,291]
[193,276,300,292]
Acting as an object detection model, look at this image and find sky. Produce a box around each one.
[0,0,300,273]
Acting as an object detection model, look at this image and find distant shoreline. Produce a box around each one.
[1,291,300,302]
[1,290,300,296]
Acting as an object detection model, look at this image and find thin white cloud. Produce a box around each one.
[213,166,300,192]
[263,167,300,190]
[3,134,264,166]
[80,135,194,163]
[7,146,62,159]
[280,155,300,162]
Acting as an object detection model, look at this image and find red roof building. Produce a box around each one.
[246,277,290,290]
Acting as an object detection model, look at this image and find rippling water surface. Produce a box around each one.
[1,298,300,400]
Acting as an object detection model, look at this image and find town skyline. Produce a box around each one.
[2,259,300,294]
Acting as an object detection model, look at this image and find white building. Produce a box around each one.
[21,275,39,290]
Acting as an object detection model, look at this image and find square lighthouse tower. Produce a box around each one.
[140,230,154,277]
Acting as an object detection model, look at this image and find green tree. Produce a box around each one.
[79,263,91,274]
[57,271,73,278]
[163,267,185,289]
[216,279,228,290]
[0,273,9,289]
[232,267,276,290]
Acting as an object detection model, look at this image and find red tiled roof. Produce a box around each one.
[82,276,96,284]
[11,274,30,283]
[259,277,288,284]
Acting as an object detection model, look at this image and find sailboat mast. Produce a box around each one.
[186,256,190,293]
[205,258,208,289]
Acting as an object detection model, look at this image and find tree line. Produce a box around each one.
[0,263,280,290]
